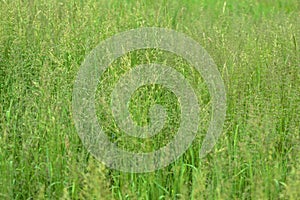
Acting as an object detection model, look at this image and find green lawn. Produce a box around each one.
[1,0,299,199]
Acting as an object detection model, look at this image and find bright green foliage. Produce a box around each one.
[0,0,299,199]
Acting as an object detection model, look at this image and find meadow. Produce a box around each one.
[0,0,299,199]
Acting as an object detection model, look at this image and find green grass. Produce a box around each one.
[1,0,299,199]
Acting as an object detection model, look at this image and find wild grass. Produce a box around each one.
[0,0,299,199]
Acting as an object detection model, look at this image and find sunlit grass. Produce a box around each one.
[0,0,299,199]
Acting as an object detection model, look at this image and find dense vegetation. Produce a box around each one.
[1,0,299,199]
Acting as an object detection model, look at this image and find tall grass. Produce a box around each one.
[0,0,299,199]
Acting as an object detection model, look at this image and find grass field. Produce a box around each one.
[1,0,299,199]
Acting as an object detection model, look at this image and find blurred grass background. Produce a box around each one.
[0,0,299,199]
